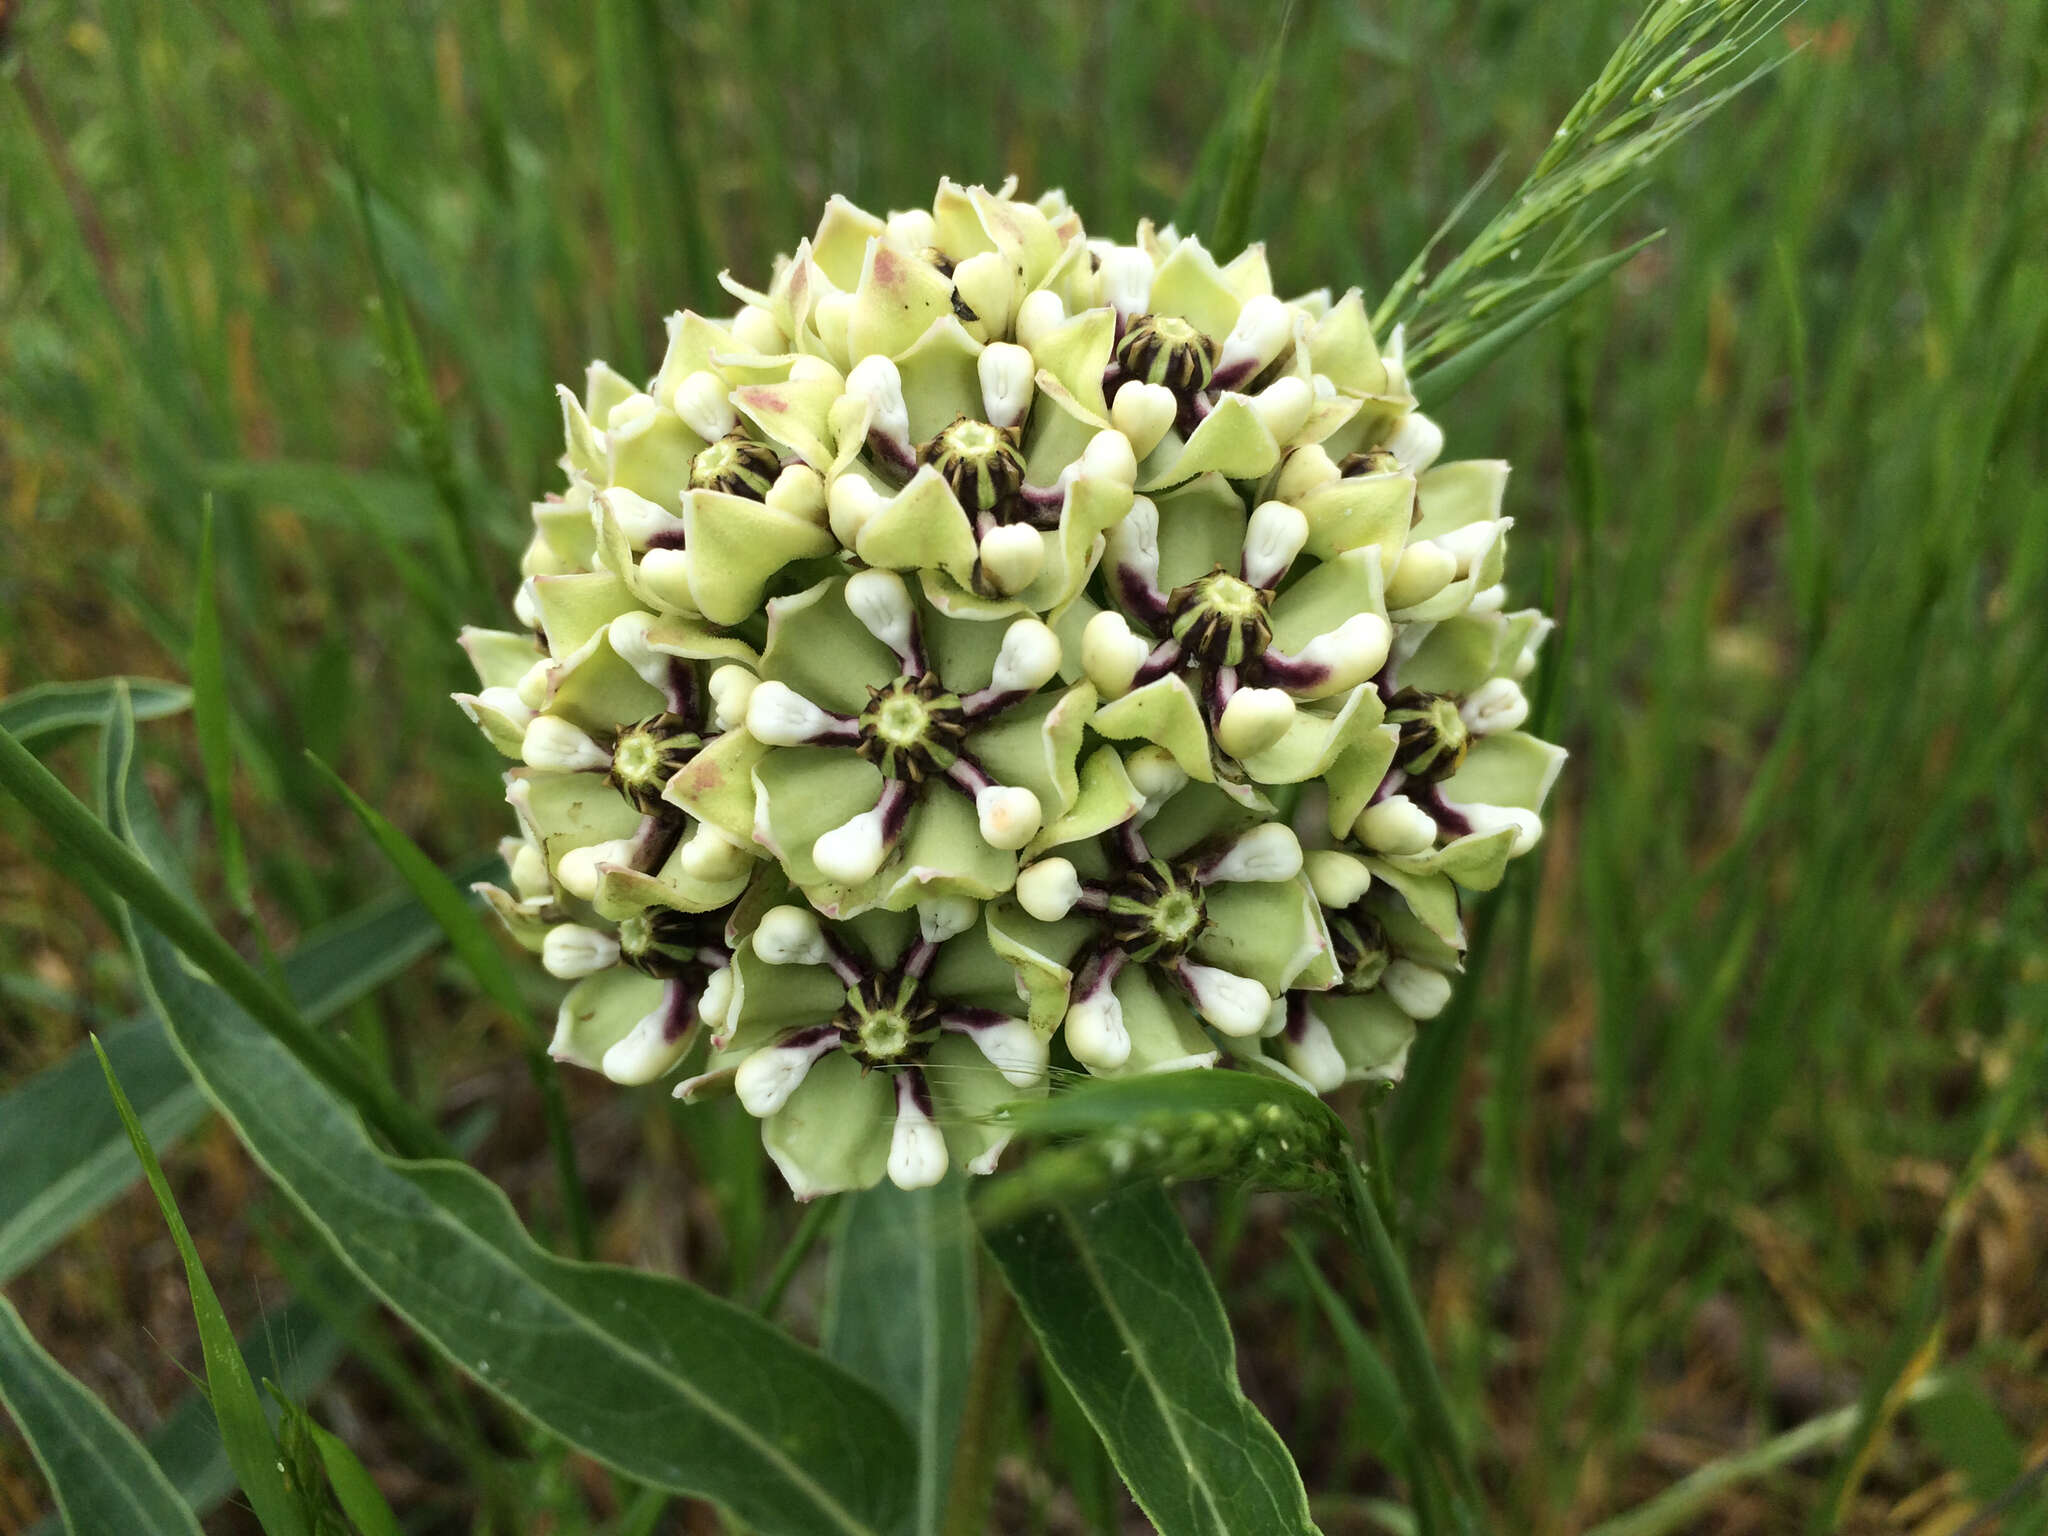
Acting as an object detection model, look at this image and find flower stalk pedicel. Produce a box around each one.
[457,179,1564,1196]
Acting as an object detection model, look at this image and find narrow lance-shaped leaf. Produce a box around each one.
[984,1184,1316,1536]
[824,1177,977,1536]
[94,1036,311,1536]
[191,498,253,910]
[0,1295,206,1536]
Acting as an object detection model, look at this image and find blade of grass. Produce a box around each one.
[189,497,252,914]
[0,677,191,750]
[1207,1,1295,257]
[304,750,593,1258]
[93,1035,311,1536]
[0,698,446,1160]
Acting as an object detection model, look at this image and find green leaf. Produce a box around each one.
[0,677,192,750]
[94,1035,311,1536]
[824,1177,977,1536]
[0,865,485,1285]
[191,499,252,910]
[0,1295,206,1536]
[1409,235,1658,404]
[118,906,916,1535]
[0,687,444,1160]
[306,1419,404,1536]
[1207,2,1295,258]
[984,1184,1315,1536]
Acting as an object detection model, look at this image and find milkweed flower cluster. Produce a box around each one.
[456,179,1565,1198]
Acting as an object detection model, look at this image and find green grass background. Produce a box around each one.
[2,0,2045,1530]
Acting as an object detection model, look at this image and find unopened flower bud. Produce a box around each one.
[827,475,888,545]
[1216,687,1297,758]
[953,250,1017,336]
[754,905,830,967]
[1305,850,1374,909]
[1097,247,1154,320]
[523,716,611,773]
[1249,375,1313,442]
[731,304,785,353]
[673,371,737,442]
[706,665,758,731]
[978,342,1037,428]
[543,924,622,979]
[1110,381,1179,460]
[1385,411,1445,472]
[1082,610,1150,697]
[1066,987,1131,1069]
[976,785,1043,850]
[813,804,894,885]
[1202,823,1303,884]
[1242,501,1310,588]
[1383,960,1452,1020]
[1461,677,1530,736]
[978,524,1047,594]
[1357,794,1438,855]
[1385,540,1458,609]
[1015,289,1066,348]
[1217,295,1293,380]
[1017,858,1083,922]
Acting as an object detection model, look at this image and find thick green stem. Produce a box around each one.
[940,1278,1019,1536]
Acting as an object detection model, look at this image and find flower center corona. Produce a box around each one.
[607,714,703,814]
[1331,912,1391,994]
[920,417,1027,514]
[839,973,940,1066]
[1168,568,1275,669]
[1104,859,1210,963]
[690,431,781,499]
[856,675,967,783]
[618,907,716,980]
[1386,690,1470,781]
[1116,315,1217,395]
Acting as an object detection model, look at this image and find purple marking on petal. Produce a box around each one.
[1072,945,1129,1003]
[667,659,701,721]
[940,1007,1016,1036]
[1115,821,1151,867]
[661,979,696,1042]
[877,778,917,841]
[903,938,941,983]
[628,813,685,873]
[1114,566,1173,633]
[647,528,688,551]
[1421,784,1473,839]
[866,429,918,481]
[1282,992,1313,1043]
[897,1064,937,1120]
[943,755,997,798]
[1131,637,1183,688]
[1253,647,1333,693]
[1366,768,1407,810]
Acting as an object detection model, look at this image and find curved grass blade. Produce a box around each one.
[191,499,252,911]
[0,677,191,750]
[1206,1,1295,258]
[824,1177,976,1536]
[984,1184,1315,1536]
[0,692,444,1160]
[93,1036,310,1536]
[0,1295,206,1536]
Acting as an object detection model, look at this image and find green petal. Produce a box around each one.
[1295,469,1414,570]
[1027,745,1143,857]
[609,405,703,507]
[752,747,888,911]
[1315,992,1416,1082]
[664,728,770,845]
[474,883,556,952]
[723,943,846,1049]
[534,493,600,571]
[1379,827,1519,892]
[894,317,986,443]
[460,627,543,690]
[1439,730,1568,813]
[1305,290,1395,398]
[1413,460,1510,540]
[928,920,1031,1013]
[929,1035,1038,1175]
[1150,474,1247,589]
[533,572,639,656]
[1101,968,1218,1078]
[1017,469,1131,614]
[1138,781,1262,861]
[1220,245,1274,303]
[1240,683,1384,787]
[984,899,1091,1035]
[852,469,982,588]
[759,577,896,714]
[1390,523,1508,623]
[545,635,665,734]
[1399,614,1507,697]
[1021,370,1111,484]
[968,184,1065,288]
[512,770,642,877]
[1361,862,1465,948]
[963,683,1095,821]
[683,490,838,626]
[876,785,1020,909]
[557,387,607,481]
[1147,238,1239,338]
[849,248,956,362]
[585,360,638,421]
[810,194,885,290]
[653,312,739,402]
[552,968,666,1071]
[1028,309,1116,420]
[456,692,531,757]
[1138,394,1280,492]
[761,1053,892,1199]
[1193,878,1329,995]
[1269,547,1386,663]
[1090,675,1216,782]
[732,375,841,470]
[594,847,751,919]
[643,614,760,669]
[1324,723,1400,841]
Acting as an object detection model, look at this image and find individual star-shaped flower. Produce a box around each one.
[1236,849,1468,1093]
[989,775,1331,1076]
[1353,603,1566,892]
[1071,479,1395,824]
[678,896,1049,1198]
[673,568,1095,917]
